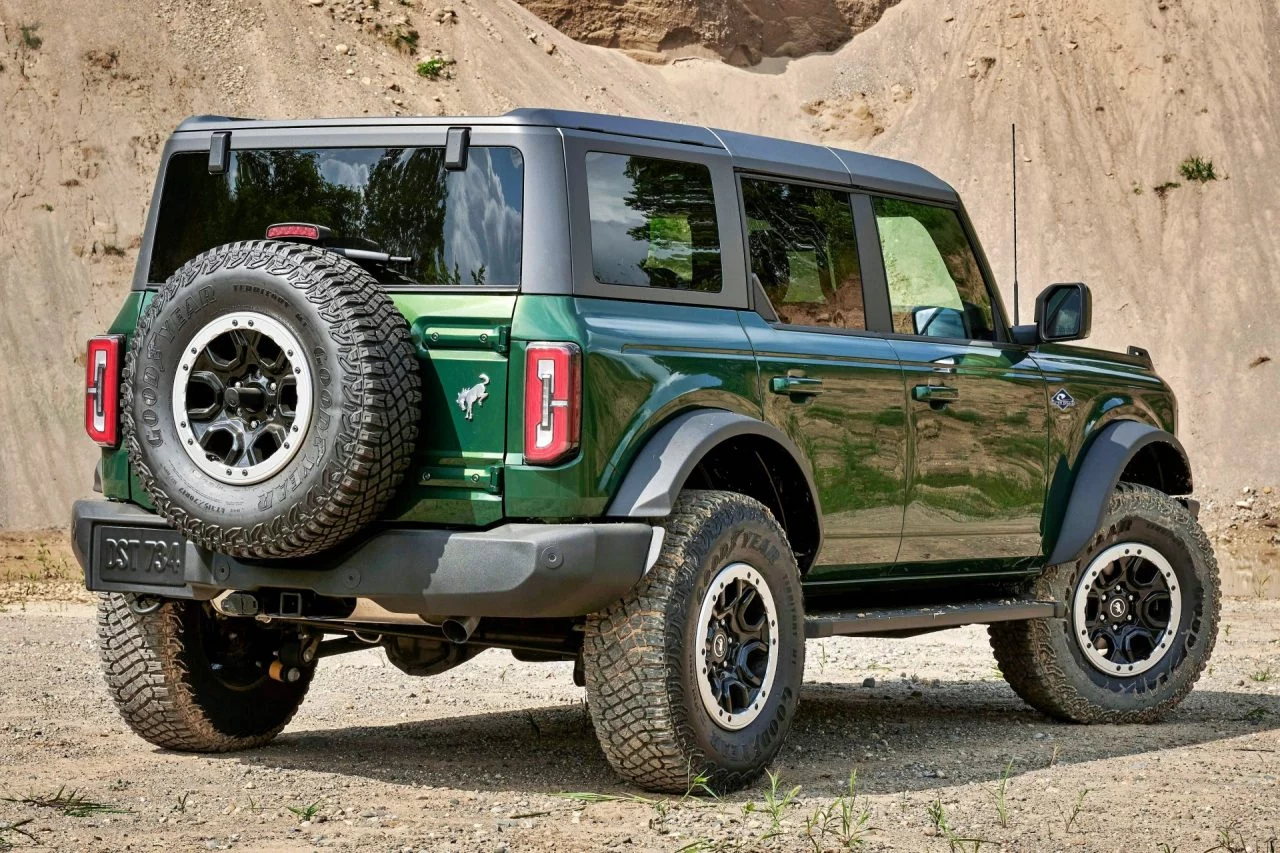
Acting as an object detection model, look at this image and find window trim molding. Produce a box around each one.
[735,172,886,336]
[862,192,1013,345]
[563,130,748,310]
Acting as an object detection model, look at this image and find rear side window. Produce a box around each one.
[148,146,524,286]
[872,197,995,341]
[742,178,864,330]
[585,152,722,293]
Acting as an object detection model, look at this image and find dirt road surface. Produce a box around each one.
[0,598,1277,852]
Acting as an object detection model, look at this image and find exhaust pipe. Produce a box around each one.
[441,615,480,644]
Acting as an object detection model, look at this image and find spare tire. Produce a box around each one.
[122,240,421,559]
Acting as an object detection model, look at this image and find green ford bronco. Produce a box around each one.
[74,109,1218,793]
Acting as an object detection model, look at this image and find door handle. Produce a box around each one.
[912,383,959,403]
[770,375,824,397]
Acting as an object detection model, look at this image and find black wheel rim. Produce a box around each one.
[1073,542,1182,676]
[174,312,313,485]
[695,563,779,730]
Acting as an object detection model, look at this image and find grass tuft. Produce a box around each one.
[3,786,130,818]
[19,23,42,50]
[415,57,451,79]
[287,800,322,822]
[1178,156,1217,182]
[387,27,419,54]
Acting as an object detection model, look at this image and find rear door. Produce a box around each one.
[866,196,1048,570]
[737,178,908,581]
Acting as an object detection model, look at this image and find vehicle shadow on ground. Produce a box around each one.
[226,682,1280,798]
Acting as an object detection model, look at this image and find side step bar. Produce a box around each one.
[805,598,1065,639]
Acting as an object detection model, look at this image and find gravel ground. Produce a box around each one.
[0,598,1277,852]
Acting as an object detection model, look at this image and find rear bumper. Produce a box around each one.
[71,499,658,618]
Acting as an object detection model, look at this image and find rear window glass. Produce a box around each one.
[585,152,722,293]
[148,146,524,286]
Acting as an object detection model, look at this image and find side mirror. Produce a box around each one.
[1034,282,1092,343]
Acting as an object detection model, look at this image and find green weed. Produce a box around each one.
[415,57,451,79]
[989,758,1013,828]
[287,800,322,822]
[1060,788,1089,833]
[19,24,41,50]
[3,786,130,818]
[804,771,872,850]
[1178,156,1217,182]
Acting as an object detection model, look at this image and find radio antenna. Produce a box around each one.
[1011,123,1020,325]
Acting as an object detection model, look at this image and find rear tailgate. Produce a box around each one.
[387,293,514,526]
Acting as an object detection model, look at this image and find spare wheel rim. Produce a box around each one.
[171,311,314,486]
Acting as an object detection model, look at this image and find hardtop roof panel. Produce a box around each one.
[171,109,955,202]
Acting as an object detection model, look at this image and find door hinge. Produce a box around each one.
[412,320,511,355]
[420,464,504,494]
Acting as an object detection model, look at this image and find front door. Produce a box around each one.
[738,177,908,581]
[868,196,1048,570]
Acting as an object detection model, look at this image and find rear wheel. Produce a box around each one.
[98,592,312,751]
[990,483,1219,722]
[583,491,805,794]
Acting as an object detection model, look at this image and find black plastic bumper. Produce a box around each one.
[71,499,658,618]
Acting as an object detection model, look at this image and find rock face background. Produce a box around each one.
[513,0,902,65]
[0,0,1278,548]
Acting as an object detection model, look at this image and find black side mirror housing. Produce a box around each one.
[1034,282,1092,343]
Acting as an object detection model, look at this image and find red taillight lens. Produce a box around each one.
[85,335,124,448]
[523,342,581,466]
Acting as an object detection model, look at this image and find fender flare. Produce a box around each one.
[605,409,822,522]
[1045,419,1192,565]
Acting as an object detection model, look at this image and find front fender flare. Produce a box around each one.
[1045,420,1192,565]
[604,409,821,521]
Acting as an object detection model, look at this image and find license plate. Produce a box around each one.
[94,525,187,587]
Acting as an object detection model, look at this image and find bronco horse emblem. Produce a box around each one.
[456,374,490,421]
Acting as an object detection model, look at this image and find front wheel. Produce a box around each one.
[98,593,312,751]
[583,490,806,794]
[990,483,1220,723]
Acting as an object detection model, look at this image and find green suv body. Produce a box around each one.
[72,110,1217,793]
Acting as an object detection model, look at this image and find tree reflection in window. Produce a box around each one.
[149,147,523,286]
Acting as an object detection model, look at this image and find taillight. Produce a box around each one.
[524,342,581,466]
[85,335,124,447]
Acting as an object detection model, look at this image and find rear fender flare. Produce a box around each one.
[605,409,822,523]
[1045,420,1192,565]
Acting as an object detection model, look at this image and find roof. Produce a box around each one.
[173,108,956,203]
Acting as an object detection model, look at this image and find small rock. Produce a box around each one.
[543,41,556,55]
[862,677,876,688]
[308,0,324,5]
[334,44,349,55]
[243,782,256,790]
[935,769,947,778]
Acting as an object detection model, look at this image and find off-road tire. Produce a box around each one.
[98,592,311,751]
[122,240,420,559]
[989,483,1219,722]
[583,490,805,794]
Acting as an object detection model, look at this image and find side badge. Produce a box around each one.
[1051,388,1076,412]
[456,373,490,421]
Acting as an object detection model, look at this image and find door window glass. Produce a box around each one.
[585,152,722,292]
[742,178,864,330]
[873,197,996,340]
